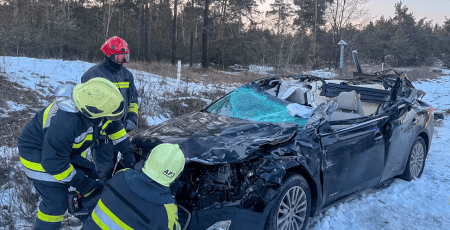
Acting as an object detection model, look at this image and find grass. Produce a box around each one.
[0,74,45,147]
[336,64,447,82]
[125,61,264,85]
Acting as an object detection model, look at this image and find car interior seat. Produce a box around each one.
[330,90,365,122]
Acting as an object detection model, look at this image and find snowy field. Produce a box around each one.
[1,57,449,229]
[1,56,236,125]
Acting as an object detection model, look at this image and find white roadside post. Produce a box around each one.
[338,40,347,75]
[176,60,181,90]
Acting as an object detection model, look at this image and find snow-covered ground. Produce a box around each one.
[303,69,338,79]
[1,56,236,125]
[1,57,449,229]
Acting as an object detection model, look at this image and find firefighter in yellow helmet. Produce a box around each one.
[18,78,136,230]
[82,143,185,230]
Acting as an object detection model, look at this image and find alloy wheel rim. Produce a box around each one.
[410,142,424,178]
[276,186,307,230]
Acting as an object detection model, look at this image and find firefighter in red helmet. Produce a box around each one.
[81,36,138,184]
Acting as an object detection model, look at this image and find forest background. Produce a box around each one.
[1,0,450,72]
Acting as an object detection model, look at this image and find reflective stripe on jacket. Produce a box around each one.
[82,169,181,230]
[18,101,132,186]
[81,57,139,125]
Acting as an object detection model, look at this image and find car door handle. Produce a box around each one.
[374,131,382,140]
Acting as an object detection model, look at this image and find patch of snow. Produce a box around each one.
[218,70,241,75]
[304,69,338,79]
[248,65,274,75]
[146,115,170,126]
[6,101,26,111]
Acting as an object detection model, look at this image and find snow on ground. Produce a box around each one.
[303,69,338,79]
[307,74,450,230]
[2,57,450,229]
[248,65,274,75]
[0,101,27,117]
[1,56,235,124]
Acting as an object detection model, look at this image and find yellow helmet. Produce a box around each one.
[143,144,185,187]
[73,78,124,121]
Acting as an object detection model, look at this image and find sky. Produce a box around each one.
[259,0,450,26]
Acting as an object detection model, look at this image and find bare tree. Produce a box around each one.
[324,0,370,68]
[171,0,178,65]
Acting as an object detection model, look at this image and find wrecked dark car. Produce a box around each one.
[132,71,440,230]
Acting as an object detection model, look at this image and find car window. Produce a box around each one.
[206,85,309,126]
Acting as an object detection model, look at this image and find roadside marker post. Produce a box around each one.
[338,40,347,75]
[176,60,181,90]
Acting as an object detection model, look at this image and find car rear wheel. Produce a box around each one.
[264,174,311,230]
[400,136,427,181]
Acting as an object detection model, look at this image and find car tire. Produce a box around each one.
[264,174,311,230]
[400,136,427,181]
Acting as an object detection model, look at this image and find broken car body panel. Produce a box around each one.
[132,73,437,230]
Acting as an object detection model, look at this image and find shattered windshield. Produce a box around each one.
[206,85,309,126]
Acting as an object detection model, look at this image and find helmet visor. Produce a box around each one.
[112,54,130,64]
[105,101,124,121]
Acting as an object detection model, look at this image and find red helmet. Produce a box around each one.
[101,36,130,64]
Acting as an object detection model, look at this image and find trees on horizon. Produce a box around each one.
[0,0,448,70]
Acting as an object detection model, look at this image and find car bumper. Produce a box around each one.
[184,205,273,230]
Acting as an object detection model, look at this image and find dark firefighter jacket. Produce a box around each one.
[82,169,181,230]
[17,101,132,188]
[81,57,139,125]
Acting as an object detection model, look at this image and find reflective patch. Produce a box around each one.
[128,103,138,115]
[74,127,93,143]
[37,210,64,222]
[164,203,180,230]
[42,102,58,129]
[52,164,75,181]
[72,134,93,149]
[93,199,133,230]
[23,166,76,183]
[113,82,129,89]
[112,134,128,145]
[20,157,45,172]
[91,209,111,230]
[101,120,112,136]
[109,129,127,141]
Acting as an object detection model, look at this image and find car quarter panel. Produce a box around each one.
[380,102,434,182]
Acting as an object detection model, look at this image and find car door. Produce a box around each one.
[380,104,420,182]
[319,116,387,205]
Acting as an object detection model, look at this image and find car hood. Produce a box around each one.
[133,112,301,165]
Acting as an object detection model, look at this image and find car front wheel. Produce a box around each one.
[264,174,311,230]
[400,136,427,181]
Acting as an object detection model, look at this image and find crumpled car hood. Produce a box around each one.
[134,112,300,165]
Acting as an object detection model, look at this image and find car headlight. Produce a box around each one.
[206,220,231,230]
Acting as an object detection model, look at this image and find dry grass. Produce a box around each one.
[0,74,45,147]
[339,64,446,81]
[401,67,446,81]
[125,61,264,85]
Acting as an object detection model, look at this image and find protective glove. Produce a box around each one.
[122,149,136,169]
[77,177,103,198]
[124,120,136,132]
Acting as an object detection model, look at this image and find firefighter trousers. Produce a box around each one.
[31,179,69,230]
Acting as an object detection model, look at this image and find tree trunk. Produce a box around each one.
[201,0,209,68]
[312,0,318,68]
[189,0,194,67]
[171,0,178,65]
[138,1,145,60]
[146,1,152,63]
